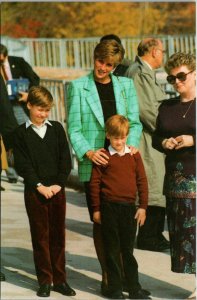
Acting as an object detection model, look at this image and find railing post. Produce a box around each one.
[167,35,175,57]
[59,39,66,68]
[73,40,80,69]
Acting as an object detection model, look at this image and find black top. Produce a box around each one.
[13,121,72,189]
[8,56,40,87]
[152,97,196,176]
[95,80,117,149]
[95,80,116,122]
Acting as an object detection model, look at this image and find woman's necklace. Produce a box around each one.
[182,98,196,118]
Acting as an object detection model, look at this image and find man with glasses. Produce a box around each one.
[125,38,170,252]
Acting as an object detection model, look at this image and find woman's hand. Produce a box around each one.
[175,135,194,149]
[162,137,178,150]
[86,149,109,165]
[128,145,138,154]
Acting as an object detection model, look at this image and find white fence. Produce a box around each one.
[2,35,195,69]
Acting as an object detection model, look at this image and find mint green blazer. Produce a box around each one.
[67,71,142,182]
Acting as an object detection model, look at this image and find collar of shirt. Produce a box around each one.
[26,119,52,139]
[26,119,52,129]
[108,145,131,156]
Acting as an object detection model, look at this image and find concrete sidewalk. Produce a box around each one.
[1,173,195,300]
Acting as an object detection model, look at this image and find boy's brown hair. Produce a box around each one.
[27,86,53,107]
[105,115,129,137]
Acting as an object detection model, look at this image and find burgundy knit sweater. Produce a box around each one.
[89,150,148,212]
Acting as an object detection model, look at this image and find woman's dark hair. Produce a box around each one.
[94,40,125,67]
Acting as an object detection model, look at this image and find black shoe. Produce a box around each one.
[139,289,151,296]
[53,282,76,296]
[0,186,5,191]
[37,284,51,297]
[137,239,169,252]
[101,283,124,299]
[129,289,151,299]
[122,281,151,296]
[8,179,17,184]
[104,291,125,299]
[157,240,170,251]
[0,272,6,281]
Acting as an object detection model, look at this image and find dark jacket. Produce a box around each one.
[8,56,40,87]
[0,74,18,149]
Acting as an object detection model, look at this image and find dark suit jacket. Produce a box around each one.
[8,56,40,87]
[0,74,18,149]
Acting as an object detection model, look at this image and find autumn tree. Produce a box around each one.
[1,2,195,38]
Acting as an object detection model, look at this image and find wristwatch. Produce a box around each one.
[36,183,42,187]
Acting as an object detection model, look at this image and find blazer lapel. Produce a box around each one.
[112,75,127,116]
[84,72,104,128]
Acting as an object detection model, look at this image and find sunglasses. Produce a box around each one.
[167,70,193,84]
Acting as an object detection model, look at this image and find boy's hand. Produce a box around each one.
[135,208,146,226]
[93,211,101,224]
[50,185,61,195]
[37,185,54,199]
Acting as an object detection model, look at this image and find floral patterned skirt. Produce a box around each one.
[166,197,196,274]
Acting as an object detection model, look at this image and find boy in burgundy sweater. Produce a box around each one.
[90,115,150,299]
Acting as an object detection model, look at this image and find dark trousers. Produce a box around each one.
[84,181,94,221]
[101,201,140,293]
[137,205,166,245]
[24,188,66,285]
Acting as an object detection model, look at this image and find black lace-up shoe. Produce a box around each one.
[53,282,76,296]
[37,284,51,297]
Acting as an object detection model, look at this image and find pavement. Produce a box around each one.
[1,171,195,300]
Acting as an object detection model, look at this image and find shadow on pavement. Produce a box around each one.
[1,247,192,299]
[66,217,92,238]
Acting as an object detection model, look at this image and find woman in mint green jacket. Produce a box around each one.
[67,40,142,295]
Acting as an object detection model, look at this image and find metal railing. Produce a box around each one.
[16,34,196,69]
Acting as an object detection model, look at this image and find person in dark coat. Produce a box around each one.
[0,73,18,281]
[0,44,40,106]
[0,44,40,183]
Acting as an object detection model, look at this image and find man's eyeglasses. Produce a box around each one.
[156,48,166,54]
[166,70,193,85]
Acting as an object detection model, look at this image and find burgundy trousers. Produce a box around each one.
[24,188,67,285]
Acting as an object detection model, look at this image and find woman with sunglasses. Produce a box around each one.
[152,52,196,299]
